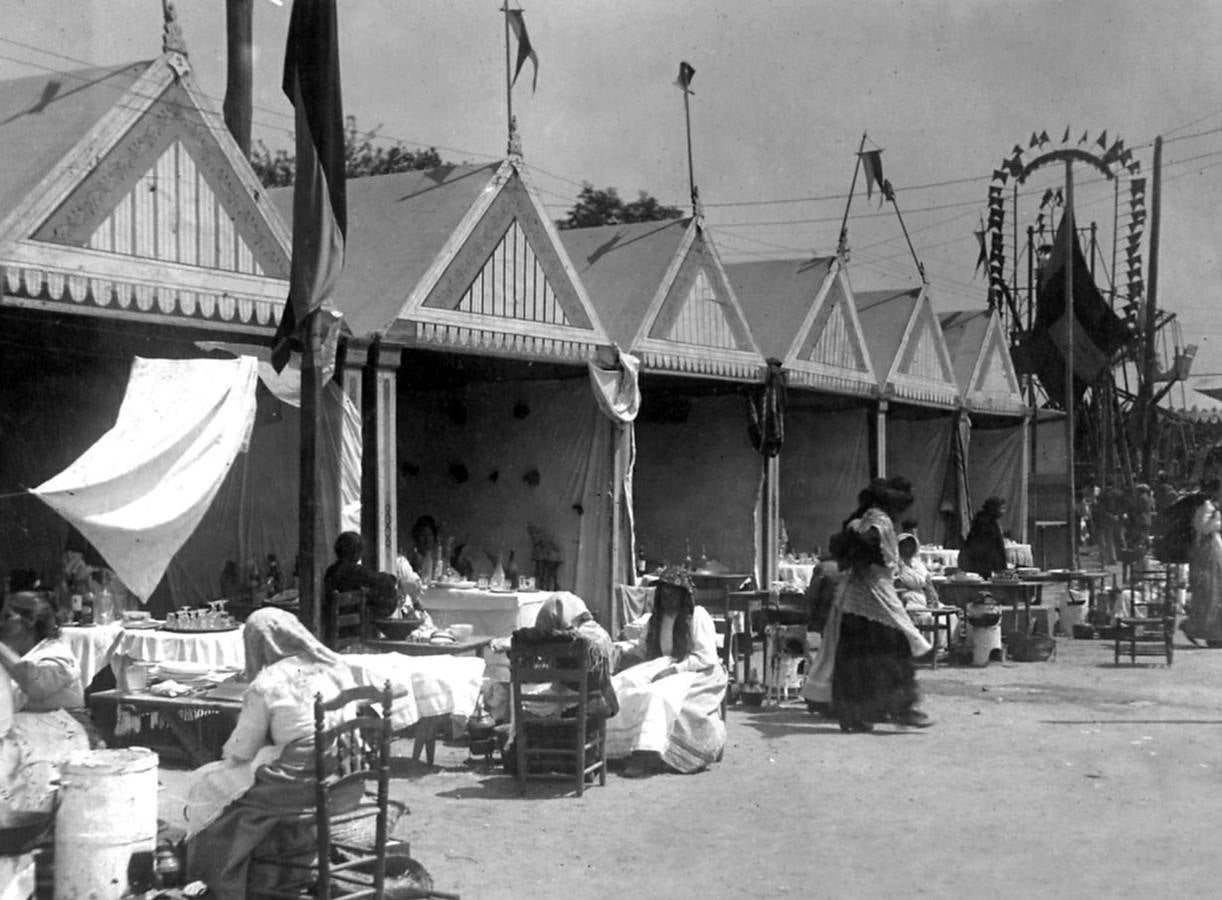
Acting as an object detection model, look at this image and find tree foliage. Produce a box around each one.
[558,183,684,230]
[249,116,445,187]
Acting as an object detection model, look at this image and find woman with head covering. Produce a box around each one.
[959,496,1009,578]
[608,566,728,776]
[831,477,933,732]
[0,592,92,817]
[184,608,357,899]
[1184,476,1222,646]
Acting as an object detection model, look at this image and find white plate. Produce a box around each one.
[155,661,217,678]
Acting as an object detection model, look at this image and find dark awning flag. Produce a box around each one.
[675,60,695,91]
[507,9,539,92]
[1016,205,1133,404]
[272,0,347,373]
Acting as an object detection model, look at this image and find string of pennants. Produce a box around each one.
[977,128,1141,314]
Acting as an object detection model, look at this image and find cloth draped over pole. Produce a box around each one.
[747,359,786,458]
[31,357,260,601]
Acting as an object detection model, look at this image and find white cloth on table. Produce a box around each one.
[422,585,550,637]
[344,652,485,732]
[115,628,246,682]
[1005,542,1034,568]
[61,623,125,688]
[777,562,818,591]
[606,605,727,772]
[182,655,356,839]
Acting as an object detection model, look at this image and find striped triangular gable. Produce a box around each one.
[453,219,570,326]
[80,139,265,276]
[29,81,286,278]
[797,279,869,374]
[661,267,738,348]
[897,302,955,385]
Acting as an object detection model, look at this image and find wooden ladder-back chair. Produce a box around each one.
[509,633,609,797]
[253,683,394,899]
[1114,567,1175,666]
[327,589,369,652]
[691,573,755,684]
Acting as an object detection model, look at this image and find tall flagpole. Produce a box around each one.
[1063,160,1078,570]
[503,4,514,148]
[681,74,696,214]
[837,133,867,259]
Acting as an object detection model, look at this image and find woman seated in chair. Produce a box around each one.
[610,566,728,777]
[895,533,958,637]
[184,608,358,900]
[0,592,93,816]
[323,531,400,623]
[513,594,617,720]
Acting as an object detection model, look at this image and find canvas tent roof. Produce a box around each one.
[560,218,763,380]
[729,255,876,396]
[0,53,291,335]
[939,309,1026,415]
[855,286,960,408]
[271,159,611,363]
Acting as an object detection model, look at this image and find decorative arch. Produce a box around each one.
[984,129,1145,320]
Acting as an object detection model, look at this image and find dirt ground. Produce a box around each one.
[157,615,1222,900]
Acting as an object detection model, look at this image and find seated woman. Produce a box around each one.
[609,566,727,777]
[184,608,358,900]
[0,592,92,815]
[514,594,617,719]
[895,533,958,636]
[323,531,399,625]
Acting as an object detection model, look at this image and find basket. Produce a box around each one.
[329,798,407,847]
[1005,631,1057,662]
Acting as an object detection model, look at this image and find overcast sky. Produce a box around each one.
[5,0,1222,405]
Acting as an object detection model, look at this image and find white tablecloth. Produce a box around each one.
[114,628,247,686]
[1006,542,1034,567]
[919,547,959,570]
[777,562,818,591]
[421,585,550,637]
[62,623,125,688]
[344,652,486,730]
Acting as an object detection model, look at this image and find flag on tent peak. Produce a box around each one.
[675,60,695,91]
[507,8,539,92]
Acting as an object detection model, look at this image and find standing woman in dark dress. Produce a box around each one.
[958,496,1009,578]
[831,477,933,732]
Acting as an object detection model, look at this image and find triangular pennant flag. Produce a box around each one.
[675,60,695,92]
[1062,126,1071,143]
[1030,131,1040,148]
[1131,178,1146,193]
[1012,144,1025,157]
[988,185,1004,198]
[1055,188,1063,206]
[1039,130,1051,146]
[1120,148,1133,165]
[974,217,988,276]
[1040,188,1054,209]
[859,149,886,204]
[1096,130,1108,149]
[506,9,540,93]
[992,168,1009,184]
[1079,130,1089,144]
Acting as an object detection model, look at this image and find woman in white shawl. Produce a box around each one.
[831,479,933,733]
[184,608,357,900]
[610,566,727,776]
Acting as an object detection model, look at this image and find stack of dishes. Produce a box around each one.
[153,660,225,687]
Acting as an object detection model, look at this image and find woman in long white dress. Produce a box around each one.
[610,566,727,776]
[1185,477,1222,646]
[184,608,358,900]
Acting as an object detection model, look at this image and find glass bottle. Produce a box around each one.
[491,552,506,590]
[505,550,519,590]
[636,544,647,576]
[266,554,283,596]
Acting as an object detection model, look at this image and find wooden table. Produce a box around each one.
[935,580,1047,635]
[88,689,241,766]
[364,636,493,658]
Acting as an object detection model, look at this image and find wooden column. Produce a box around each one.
[762,453,780,589]
[1018,412,1032,543]
[298,314,329,636]
[362,341,400,573]
[872,400,889,479]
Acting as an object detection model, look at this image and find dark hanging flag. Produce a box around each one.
[992,168,1008,184]
[507,9,539,92]
[1062,126,1071,143]
[1096,129,1108,149]
[675,60,695,91]
[1016,205,1133,405]
[859,149,886,204]
[974,217,988,276]
[272,0,347,373]
[1029,132,1040,148]
[1038,130,1051,146]
[1079,130,1089,144]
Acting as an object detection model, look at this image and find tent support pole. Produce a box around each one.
[298,312,328,637]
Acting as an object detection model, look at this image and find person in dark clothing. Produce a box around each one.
[958,497,1008,578]
[322,531,398,623]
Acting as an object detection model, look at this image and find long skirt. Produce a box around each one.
[800,596,843,711]
[605,657,727,773]
[1185,535,1222,644]
[832,613,920,727]
[185,741,362,900]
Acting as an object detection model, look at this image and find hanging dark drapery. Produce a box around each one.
[747,358,787,458]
